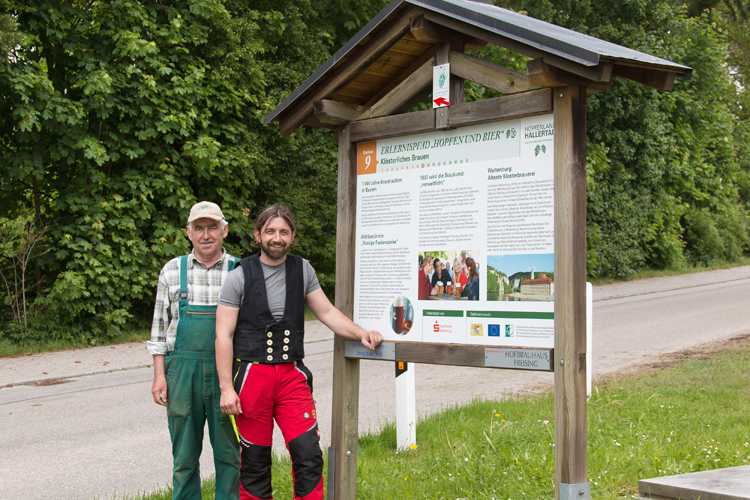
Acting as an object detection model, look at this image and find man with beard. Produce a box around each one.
[215,204,382,500]
[430,258,452,293]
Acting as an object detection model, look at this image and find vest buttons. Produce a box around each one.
[267,355,273,361]
[267,347,273,353]
[284,338,290,344]
[267,332,272,338]
[283,345,289,352]
[267,339,273,346]
[284,330,290,336]
[282,354,288,360]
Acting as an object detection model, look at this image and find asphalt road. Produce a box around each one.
[1,267,749,500]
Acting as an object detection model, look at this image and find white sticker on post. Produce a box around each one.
[433,63,450,108]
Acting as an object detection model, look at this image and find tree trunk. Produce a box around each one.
[32,175,42,294]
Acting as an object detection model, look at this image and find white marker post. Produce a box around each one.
[395,361,416,450]
[586,282,593,397]
[432,63,450,108]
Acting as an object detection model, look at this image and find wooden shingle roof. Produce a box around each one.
[265,0,691,135]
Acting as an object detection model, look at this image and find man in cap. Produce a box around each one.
[149,201,240,500]
[215,204,382,500]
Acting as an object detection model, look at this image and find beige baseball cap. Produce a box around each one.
[187,201,225,223]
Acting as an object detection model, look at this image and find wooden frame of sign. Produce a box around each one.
[265,6,687,499]
[327,48,588,500]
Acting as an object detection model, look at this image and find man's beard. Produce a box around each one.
[261,239,289,260]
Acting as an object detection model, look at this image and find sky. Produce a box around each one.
[487,253,554,275]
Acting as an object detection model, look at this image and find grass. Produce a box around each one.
[128,337,750,500]
[1,311,319,358]
[0,327,151,358]
[589,256,750,285]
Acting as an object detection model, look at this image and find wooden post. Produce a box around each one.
[436,39,464,129]
[435,42,450,129]
[450,39,465,105]
[330,124,361,500]
[553,84,589,499]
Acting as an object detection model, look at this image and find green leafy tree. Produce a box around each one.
[0,0,253,339]
[199,0,346,295]
[0,0,386,340]
[510,0,749,277]
[0,12,23,59]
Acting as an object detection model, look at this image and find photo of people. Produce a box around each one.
[390,295,414,335]
[418,250,480,300]
[486,254,554,302]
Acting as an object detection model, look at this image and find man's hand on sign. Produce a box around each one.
[359,330,383,350]
[220,389,243,415]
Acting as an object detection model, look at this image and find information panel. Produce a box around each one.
[353,115,555,348]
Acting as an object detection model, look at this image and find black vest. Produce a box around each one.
[233,253,306,364]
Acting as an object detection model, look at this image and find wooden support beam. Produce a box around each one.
[314,100,366,125]
[422,11,611,84]
[450,51,540,94]
[331,124,361,500]
[301,114,337,129]
[364,45,438,108]
[542,56,613,83]
[553,84,588,497]
[359,55,435,120]
[410,14,487,50]
[527,59,611,93]
[349,89,552,142]
[349,107,435,143]
[612,65,677,91]
[449,88,553,127]
[410,13,447,43]
[450,40,465,105]
[423,11,546,62]
[392,343,553,370]
[277,7,419,136]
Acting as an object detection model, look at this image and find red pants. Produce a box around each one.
[233,360,324,500]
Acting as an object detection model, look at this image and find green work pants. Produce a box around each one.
[166,352,240,500]
[166,255,240,499]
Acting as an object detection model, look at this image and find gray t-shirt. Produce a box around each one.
[219,257,320,319]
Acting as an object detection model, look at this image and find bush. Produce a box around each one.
[682,205,750,266]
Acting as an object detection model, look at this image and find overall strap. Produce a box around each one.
[179,255,189,304]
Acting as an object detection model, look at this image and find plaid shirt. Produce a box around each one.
[147,249,237,356]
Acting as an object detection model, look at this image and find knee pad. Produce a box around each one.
[287,425,324,498]
[240,442,272,499]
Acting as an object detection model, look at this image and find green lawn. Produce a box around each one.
[126,336,750,500]
[0,308,318,358]
[0,327,151,358]
[589,256,750,285]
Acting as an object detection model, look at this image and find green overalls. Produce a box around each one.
[165,255,240,500]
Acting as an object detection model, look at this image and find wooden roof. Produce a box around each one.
[265,0,692,135]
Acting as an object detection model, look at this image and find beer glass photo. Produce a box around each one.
[390,295,414,335]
